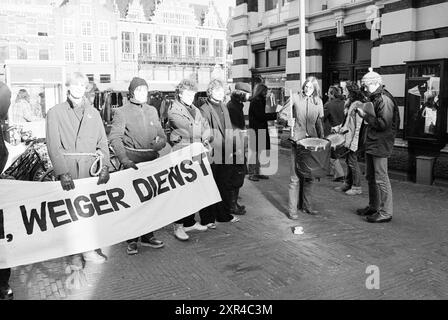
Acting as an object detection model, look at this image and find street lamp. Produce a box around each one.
[299,0,306,86]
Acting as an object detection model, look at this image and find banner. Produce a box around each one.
[0,143,221,269]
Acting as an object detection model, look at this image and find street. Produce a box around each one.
[9,147,448,300]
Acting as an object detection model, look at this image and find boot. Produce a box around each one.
[235,189,246,212]
[229,190,245,215]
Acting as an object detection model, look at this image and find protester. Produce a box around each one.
[335,81,365,196]
[356,68,400,223]
[288,77,324,219]
[109,77,166,255]
[225,82,252,215]
[324,85,345,182]
[9,89,41,124]
[248,83,277,181]
[0,81,13,300]
[200,79,241,224]
[167,78,212,240]
[46,72,111,264]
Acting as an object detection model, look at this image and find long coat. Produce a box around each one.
[167,99,212,152]
[46,98,110,179]
[248,96,277,151]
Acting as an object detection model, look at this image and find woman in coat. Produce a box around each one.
[337,81,365,196]
[288,77,324,219]
[248,83,277,181]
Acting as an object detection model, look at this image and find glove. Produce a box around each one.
[97,166,110,185]
[123,160,138,170]
[150,136,167,151]
[59,173,75,191]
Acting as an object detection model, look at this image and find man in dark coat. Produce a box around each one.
[226,82,252,215]
[248,83,277,181]
[355,69,400,223]
[0,81,13,300]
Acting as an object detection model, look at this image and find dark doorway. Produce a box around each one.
[322,31,372,101]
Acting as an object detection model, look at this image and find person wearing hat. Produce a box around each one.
[0,81,13,300]
[46,72,111,265]
[109,77,167,255]
[226,82,252,215]
[355,68,400,223]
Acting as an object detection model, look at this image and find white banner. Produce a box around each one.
[0,143,221,269]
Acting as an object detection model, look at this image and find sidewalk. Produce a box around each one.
[9,150,448,300]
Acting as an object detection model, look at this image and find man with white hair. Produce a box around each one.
[355,68,400,223]
[46,72,111,264]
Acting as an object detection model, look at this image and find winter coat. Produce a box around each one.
[248,96,277,150]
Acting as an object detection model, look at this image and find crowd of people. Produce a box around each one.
[0,67,400,300]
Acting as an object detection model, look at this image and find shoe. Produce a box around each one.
[83,250,106,264]
[345,187,362,196]
[257,174,269,180]
[184,222,208,232]
[230,215,240,223]
[333,177,344,182]
[126,242,138,255]
[237,203,246,211]
[206,223,217,229]
[141,237,165,249]
[335,184,350,192]
[0,286,13,300]
[366,213,392,223]
[173,224,189,241]
[289,213,299,220]
[356,206,377,216]
[302,208,318,215]
[248,175,259,181]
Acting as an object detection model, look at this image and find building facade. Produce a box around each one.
[230,0,448,182]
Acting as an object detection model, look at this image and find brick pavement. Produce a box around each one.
[8,148,448,300]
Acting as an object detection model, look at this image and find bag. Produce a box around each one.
[294,138,331,179]
[326,133,350,159]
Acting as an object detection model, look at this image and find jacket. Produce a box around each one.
[167,99,212,152]
[46,98,110,179]
[323,98,345,136]
[362,87,400,158]
[291,93,324,141]
[108,101,167,164]
[227,96,247,164]
[248,96,277,150]
[341,101,364,152]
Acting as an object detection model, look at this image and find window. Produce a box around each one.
[214,39,223,58]
[17,46,27,60]
[122,31,134,60]
[86,74,94,82]
[80,4,92,15]
[255,51,266,68]
[81,21,92,36]
[100,43,109,63]
[0,16,8,35]
[39,48,49,60]
[268,50,278,67]
[265,0,279,11]
[100,74,111,83]
[98,21,109,37]
[156,34,166,57]
[0,45,9,63]
[82,43,93,62]
[37,21,48,36]
[171,36,181,58]
[186,37,195,58]
[64,42,75,62]
[140,33,151,57]
[17,23,26,35]
[279,47,286,66]
[26,17,37,35]
[199,38,209,57]
[63,19,74,35]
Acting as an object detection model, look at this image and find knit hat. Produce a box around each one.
[362,67,382,85]
[128,77,148,97]
[235,82,251,93]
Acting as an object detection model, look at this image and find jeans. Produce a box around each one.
[346,151,361,188]
[288,147,314,215]
[330,158,345,179]
[365,153,393,217]
[0,268,10,289]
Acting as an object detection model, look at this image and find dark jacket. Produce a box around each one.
[323,98,345,136]
[248,96,277,150]
[227,96,246,130]
[362,87,400,158]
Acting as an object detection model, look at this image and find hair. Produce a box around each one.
[252,83,268,101]
[206,79,225,98]
[231,90,247,103]
[16,89,30,103]
[66,72,89,87]
[328,85,343,100]
[301,76,321,104]
[175,78,198,96]
[345,81,367,104]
